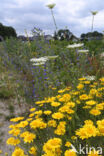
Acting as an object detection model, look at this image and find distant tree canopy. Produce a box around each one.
[0,23,17,40]
[54,29,72,41]
[80,31,103,41]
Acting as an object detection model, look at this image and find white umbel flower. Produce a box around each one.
[32,62,46,66]
[30,57,48,63]
[84,75,95,81]
[100,52,104,58]
[78,49,89,53]
[67,43,84,48]
[30,55,59,66]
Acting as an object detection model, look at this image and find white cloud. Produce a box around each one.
[0,0,104,36]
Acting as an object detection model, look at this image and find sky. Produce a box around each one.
[0,0,104,37]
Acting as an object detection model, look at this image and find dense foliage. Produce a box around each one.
[0,23,17,40]
[80,31,103,41]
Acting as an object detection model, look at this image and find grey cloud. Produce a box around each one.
[0,0,103,37]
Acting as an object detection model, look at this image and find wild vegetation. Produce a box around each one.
[0,31,104,155]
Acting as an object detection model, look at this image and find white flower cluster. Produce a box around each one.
[30,55,59,66]
[77,50,89,53]
[84,75,96,81]
[100,52,104,58]
[66,43,84,48]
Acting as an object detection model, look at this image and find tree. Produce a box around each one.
[55,29,72,41]
[80,31,103,41]
[0,23,17,40]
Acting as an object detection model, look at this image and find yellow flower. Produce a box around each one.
[10,117,24,122]
[88,150,102,156]
[90,89,98,95]
[79,94,89,100]
[44,110,52,115]
[30,108,36,112]
[86,100,96,105]
[84,120,94,125]
[12,147,27,156]
[48,120,57,127]
[58,89,65,93]
[17,121,28,128]
[99,77,104,82]
[65,141,71,147]
[90,109,101,116]
[7,137,20,146]
[64,149,77,156]
[30,118,47,129]
[52,112,64,120]
[95,104,103,110]
[59,94,71,102]
[97,119,104,136]
[83,81,90,84]
[83,106,91,109]
[23,133,36,143]
[78,77,86,81]
[76,123,98,139]
[77,83,84,90]
[43,138,62,155]
[20,131,30,138]
[0,150,2,154]
[29,113,35,118]
[71,136,77,140]
[54,121,66,135]
[34,110,42,116]
[51,102,61,107]
[9,128,21,136]
[29,146,37,155]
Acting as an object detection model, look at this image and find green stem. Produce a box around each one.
[91,15,94,32]
[51,9,58,31]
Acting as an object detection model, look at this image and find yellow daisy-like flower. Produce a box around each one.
[54,121,66,135]
[7,137,20,146]
[99,77,104,82]
[64,149,77,156]
[12,147,27,156]
[97,119,104,136]
[77,83,84,90]
[10,117,24,122]
[51,102,61,107]
[0,150,2,154]
[89,109,101,116]
[65,141,71,147]
[30,108,36,112]
[88,150,102,156]
[48,120,57,127]
[9,128,21,136]
[79,94,89,100]
[43,138,62,154]
[23,133,36,143]
[52,112,64,120]
[86,100,96,105]
[17,121,28,128]
[30,118,47,129]
[44,110,52,115]
[78,77,86,81]
[29,146,37,155]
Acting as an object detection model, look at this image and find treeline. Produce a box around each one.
[0,23,17,40]
[80,31,103,41]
